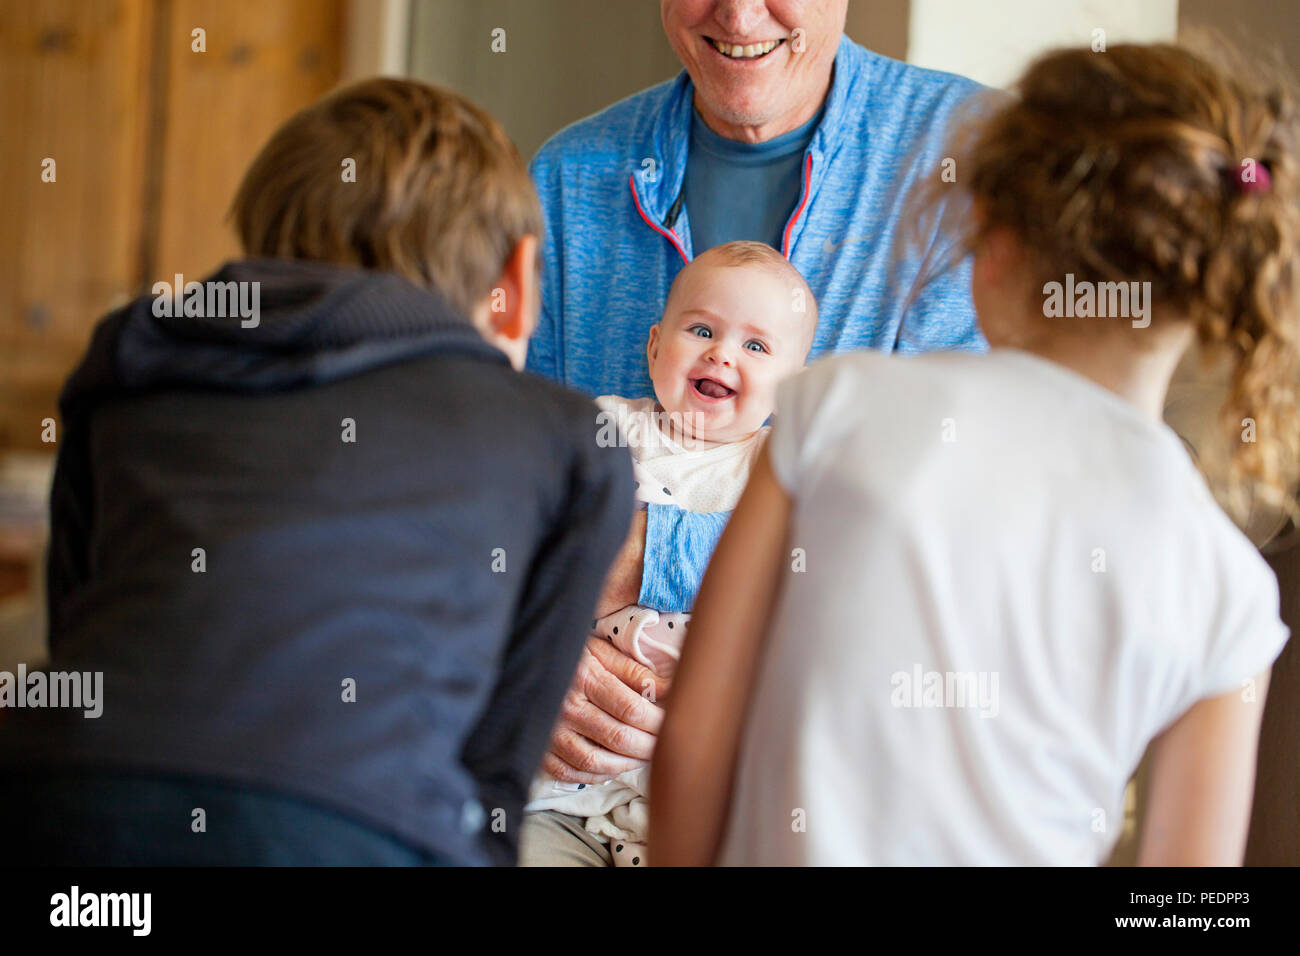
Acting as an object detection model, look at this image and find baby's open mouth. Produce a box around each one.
[693,377,736,400]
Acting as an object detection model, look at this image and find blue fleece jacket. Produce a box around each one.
[528,36,986,612]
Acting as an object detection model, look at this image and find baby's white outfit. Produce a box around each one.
[525,395,769,866]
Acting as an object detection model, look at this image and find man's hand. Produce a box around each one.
[543,636,673,784]
[593,509,647,618]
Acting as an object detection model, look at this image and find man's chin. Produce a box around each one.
[703,97,777,128]
[694,82,782,124]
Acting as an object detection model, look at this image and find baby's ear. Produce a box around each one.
[646,323,661,368]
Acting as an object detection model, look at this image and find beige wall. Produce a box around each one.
[845,0,909,62]
[408,0,681,161]
[1180,0,1300,75]
[908,0,1177,88]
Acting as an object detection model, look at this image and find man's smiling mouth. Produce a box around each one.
[706,37,785,60]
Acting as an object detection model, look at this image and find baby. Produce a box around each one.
[525,240,817,866]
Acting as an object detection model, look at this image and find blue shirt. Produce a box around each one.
[528,37,987,613]
[685,102,824,252]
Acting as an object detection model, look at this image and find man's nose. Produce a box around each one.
[714,0,767,36]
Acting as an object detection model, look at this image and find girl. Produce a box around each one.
[651,41,1299,865]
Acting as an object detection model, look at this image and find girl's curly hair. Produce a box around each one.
[920,39,1300,526]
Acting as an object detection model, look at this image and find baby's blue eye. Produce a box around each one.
[745,340,768,353]
[689,325,712,338]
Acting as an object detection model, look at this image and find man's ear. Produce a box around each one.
[487,234,539,341]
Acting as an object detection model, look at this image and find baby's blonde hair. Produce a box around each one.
[665,241,818,356]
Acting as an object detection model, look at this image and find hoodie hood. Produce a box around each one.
[61,258,507,417]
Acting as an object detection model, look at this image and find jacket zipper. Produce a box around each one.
[781,153,814,258]
[629,174,689,265]
[631,150,813,263]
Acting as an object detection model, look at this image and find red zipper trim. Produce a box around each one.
[629,174,689,265]
[781,153,814,258]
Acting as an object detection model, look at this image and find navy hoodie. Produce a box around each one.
[1,258,633,865]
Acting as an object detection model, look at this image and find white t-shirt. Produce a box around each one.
[718,348,1289,866]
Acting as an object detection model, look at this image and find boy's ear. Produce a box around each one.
[487,234,539,341]
[646,323,661,370]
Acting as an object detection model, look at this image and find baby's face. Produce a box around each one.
[647,262,810,443]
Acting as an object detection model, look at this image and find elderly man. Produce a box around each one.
[521,0,982,866]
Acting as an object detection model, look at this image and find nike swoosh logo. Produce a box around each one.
[822,235,873,254]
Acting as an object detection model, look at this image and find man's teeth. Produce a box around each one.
[710,38,782,59]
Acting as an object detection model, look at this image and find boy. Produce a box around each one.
[0,78,632,866]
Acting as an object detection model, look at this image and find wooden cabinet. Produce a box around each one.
[0,0,343,451]
[0,0,154,451]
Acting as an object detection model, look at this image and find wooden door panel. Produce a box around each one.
[0,0,153,449]
[151,0,343,283]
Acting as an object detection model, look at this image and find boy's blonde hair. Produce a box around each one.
[229,77,542,318]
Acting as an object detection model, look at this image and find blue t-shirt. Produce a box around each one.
[685,103,824,252]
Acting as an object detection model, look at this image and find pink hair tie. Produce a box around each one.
[1237,160,1272,194]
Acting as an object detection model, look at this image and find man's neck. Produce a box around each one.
[691,69,833,144]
